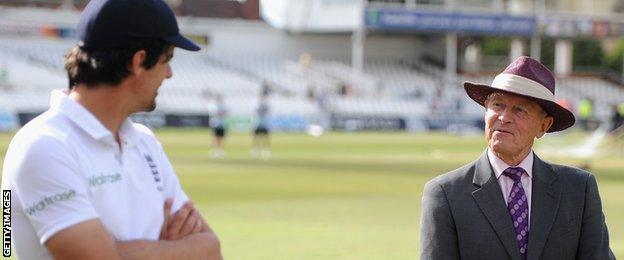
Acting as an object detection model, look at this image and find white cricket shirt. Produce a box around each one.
[1,89,189,259]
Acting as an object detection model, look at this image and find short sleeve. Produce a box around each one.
[8,136,99,244]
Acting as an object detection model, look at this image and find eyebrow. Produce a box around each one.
[486,95,540,112]
[485,95,503,103]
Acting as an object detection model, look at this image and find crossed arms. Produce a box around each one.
[45,199,223,260]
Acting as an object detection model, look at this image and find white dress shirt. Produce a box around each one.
[487,148,533,226]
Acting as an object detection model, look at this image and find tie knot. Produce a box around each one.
[503,167,525,182]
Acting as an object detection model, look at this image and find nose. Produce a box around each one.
[498,107,513,124]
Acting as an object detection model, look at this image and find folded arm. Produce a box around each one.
[45,200,222,260]
[118,199,222,259]
[116,232,221,260]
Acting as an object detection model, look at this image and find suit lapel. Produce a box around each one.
[471,152,522,260]
[526,155,561,260]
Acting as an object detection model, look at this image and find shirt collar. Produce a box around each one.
[119,119,139,147]
[50,89,139,145]
[487,148,534,179]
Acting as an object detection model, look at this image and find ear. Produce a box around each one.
[536,116,554,138]
[129,50,147,76]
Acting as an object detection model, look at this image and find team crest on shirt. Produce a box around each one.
[144,154,163,192]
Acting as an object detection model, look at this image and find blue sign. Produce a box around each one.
[366,8,535,36]
[271,115,308,131]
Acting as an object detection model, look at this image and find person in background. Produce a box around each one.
[252,94,271,160]
[210,95,228,159]
[577,97,594,131]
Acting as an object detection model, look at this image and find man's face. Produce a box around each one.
[139,47,174,112]
[484,92,553,159]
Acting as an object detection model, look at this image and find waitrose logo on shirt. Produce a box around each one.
[89,172,122,187]
[26,189,76,216]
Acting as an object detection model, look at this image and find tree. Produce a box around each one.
[481,36,511,56]
[573,39,604,71]
[604,39,624,75]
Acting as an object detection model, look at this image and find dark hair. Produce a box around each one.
[64,39,171,89]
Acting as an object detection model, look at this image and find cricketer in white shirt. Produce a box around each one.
[2,89,189,259]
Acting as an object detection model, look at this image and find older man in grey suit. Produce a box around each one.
[420,56,615,260]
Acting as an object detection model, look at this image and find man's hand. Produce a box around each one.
[160,199,205,240]
[150,198,222,259]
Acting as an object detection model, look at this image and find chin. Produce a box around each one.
[490,141,510,154]
[138,102,157,113]
[146,103,156,112]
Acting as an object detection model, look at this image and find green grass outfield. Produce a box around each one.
[1,129,623,259]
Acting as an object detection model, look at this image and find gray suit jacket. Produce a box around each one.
[420,151,615,260]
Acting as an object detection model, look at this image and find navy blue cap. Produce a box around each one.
[76,0,200,51]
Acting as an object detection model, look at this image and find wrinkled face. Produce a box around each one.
[138,47,174,112]
[484,92,554,159]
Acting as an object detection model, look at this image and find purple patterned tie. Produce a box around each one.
[503,167,529,260]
